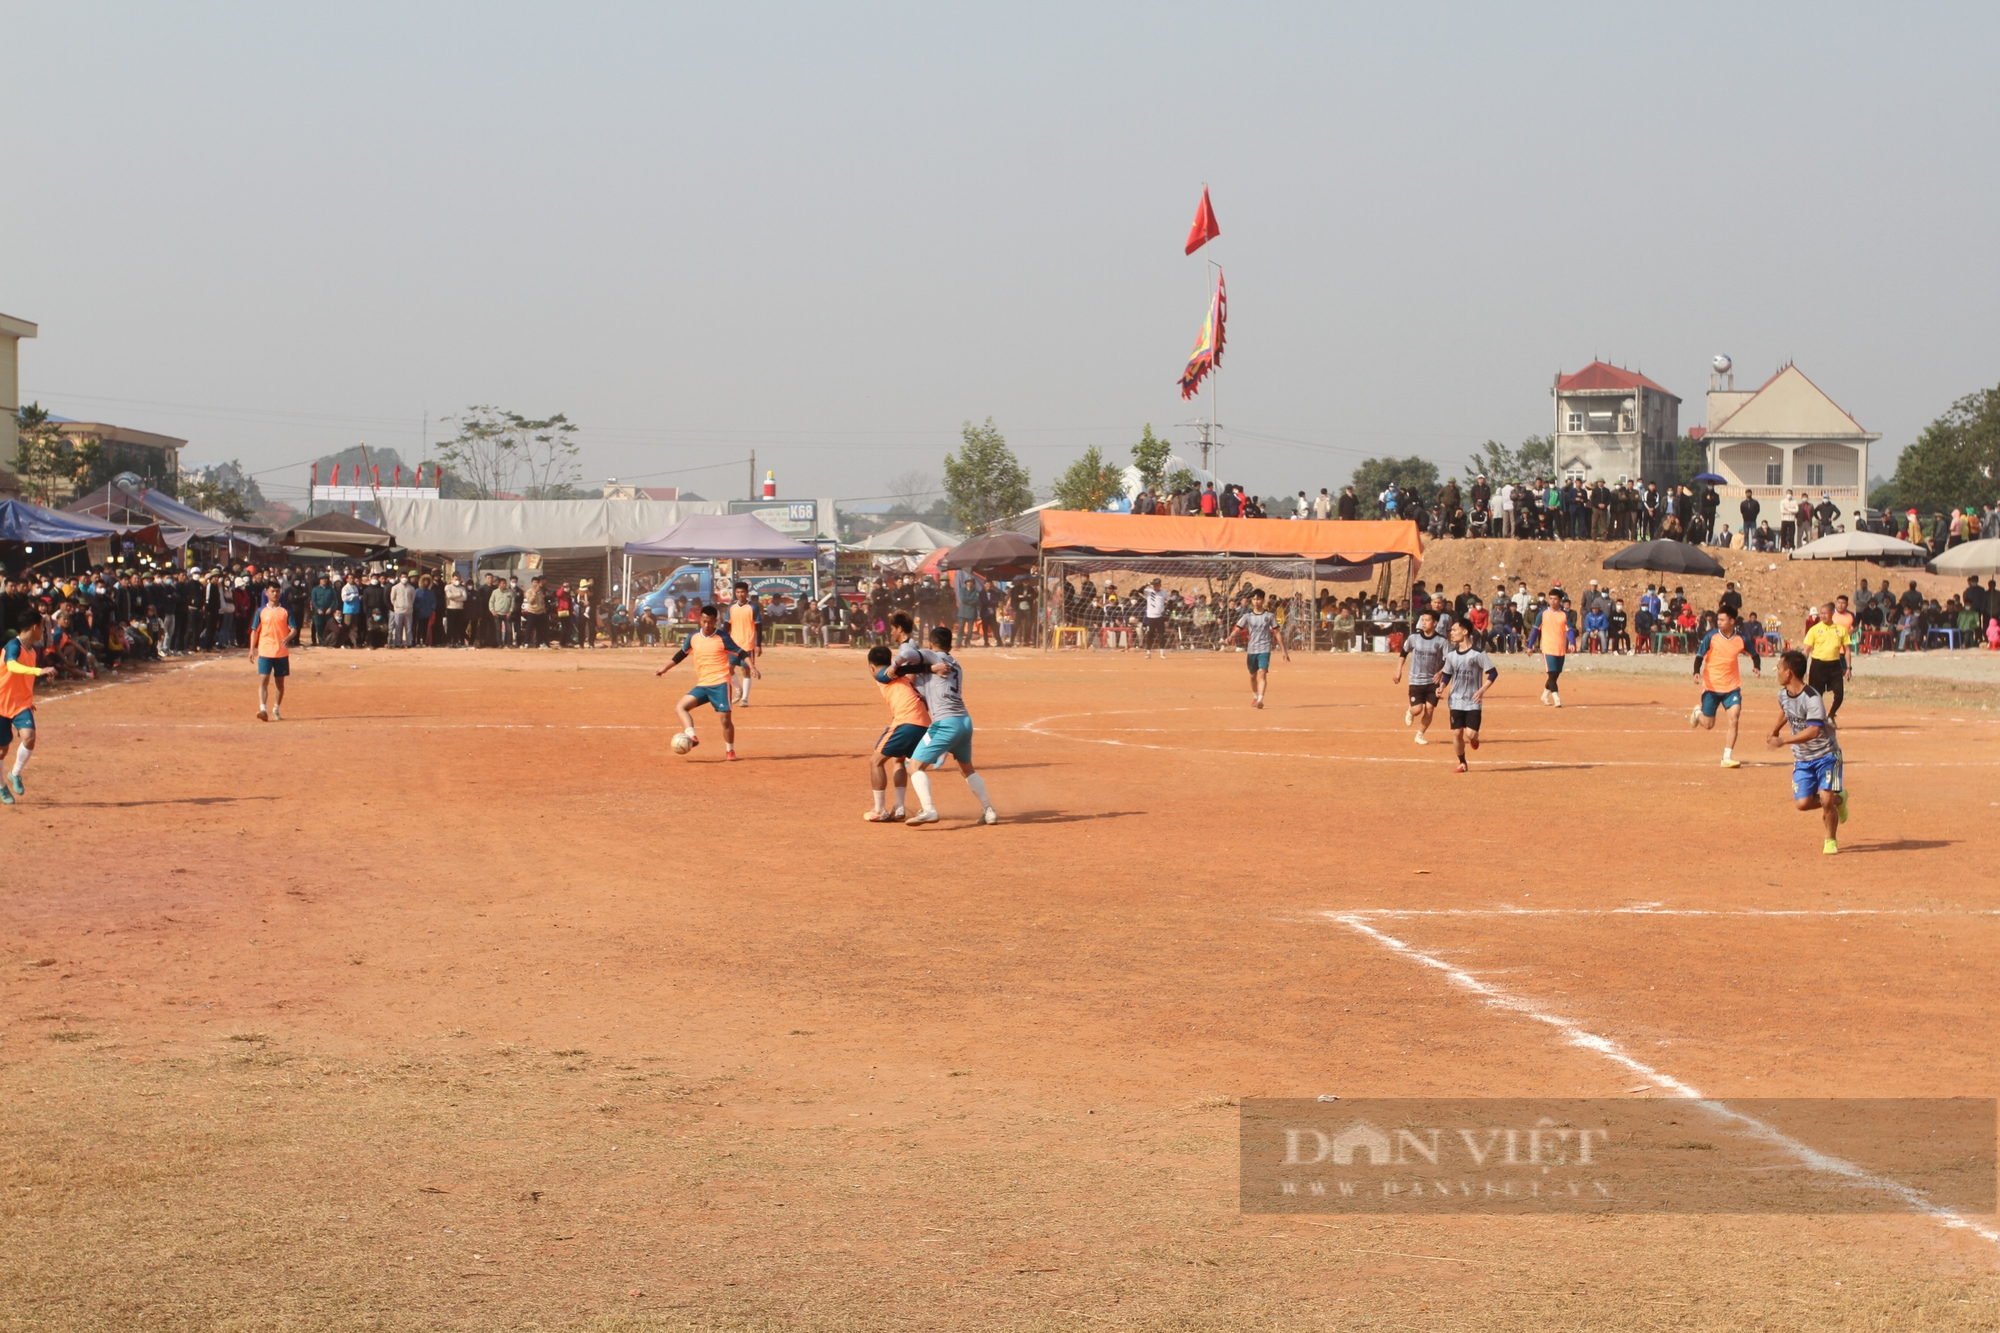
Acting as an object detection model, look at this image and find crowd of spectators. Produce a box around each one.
[1042,570,2000,658]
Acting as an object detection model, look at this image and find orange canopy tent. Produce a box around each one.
[1035,512,1423,566]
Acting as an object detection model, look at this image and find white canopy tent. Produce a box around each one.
[853,520,963,553]
[373,497,729,559]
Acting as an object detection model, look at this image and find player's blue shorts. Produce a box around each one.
[686,683,731,713]
[1246,651,1271,673]
[1545,654,1565,677]
[256,656,290,678]
[1791,751,1842,802]
[0,708,33,744]
[914,715,973,766]
[875,722,927,759]
[1699,688,1741,717]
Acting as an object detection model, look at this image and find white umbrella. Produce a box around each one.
[1788,531,1930,560]
[1931,538,2000,578]
[1789,529,1932,606]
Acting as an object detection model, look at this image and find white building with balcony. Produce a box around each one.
[1699,362,1878,517]
[1550,361,1681,483]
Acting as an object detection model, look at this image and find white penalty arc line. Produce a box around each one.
[1326,911,2000,1246]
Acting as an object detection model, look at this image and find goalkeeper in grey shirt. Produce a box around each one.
[1436,620,1500,773]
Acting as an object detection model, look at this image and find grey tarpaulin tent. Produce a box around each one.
[622,513,821,605]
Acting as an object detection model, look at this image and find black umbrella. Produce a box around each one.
[1602,539,1726,577]
[937,530,1038,577]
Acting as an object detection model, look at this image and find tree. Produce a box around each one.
[1348,456,1441,517]
[1165,466,1197,495]
[942,417,1033,532]
[183,459,267,514]
[178,463,255,520]
[1653,435,1708,487]
[436,406,581,499]
[518,413,582,499]
[11,403,101,505]
[1887,384,2000,515]
[1051,446,1125,512]
[1464,434,1555,482]
[884,468,939,515]
[1130,424,1172,495]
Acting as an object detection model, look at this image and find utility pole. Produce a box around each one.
[748,450,756,501]
[1182,416,1224,478]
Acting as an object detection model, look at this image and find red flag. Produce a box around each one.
[1184,186,1220,255]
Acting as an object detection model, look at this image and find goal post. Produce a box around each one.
[1039,554,1322,652]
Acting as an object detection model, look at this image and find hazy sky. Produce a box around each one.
[6,2,1997,507]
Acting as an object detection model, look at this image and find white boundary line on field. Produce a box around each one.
[1342,906,2000,919]
[30,655,228,706]
[1325,910,2000,1247]
[1022,708,2000,769]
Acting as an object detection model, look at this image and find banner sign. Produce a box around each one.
[312,486,438,501]
[729,499,818,539]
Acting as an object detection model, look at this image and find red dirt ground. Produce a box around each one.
[3,642,1997,1330]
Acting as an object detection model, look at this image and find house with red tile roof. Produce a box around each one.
[1548,360,1681,484]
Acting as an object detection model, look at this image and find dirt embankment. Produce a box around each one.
[1409,537,1973,623]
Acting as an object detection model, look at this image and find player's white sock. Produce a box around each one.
[909,768,934,813]
[871,789,885,814]
[1722,747,1733,760]
[11,746,30,777]
[741,675,753,702]
[965,773,992,810]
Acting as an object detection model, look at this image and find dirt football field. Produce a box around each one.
[5,640,1999,1331]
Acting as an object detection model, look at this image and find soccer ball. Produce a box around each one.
[670,733,693,756]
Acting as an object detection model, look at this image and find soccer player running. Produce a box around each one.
[1392,609,1448,744]
[1236,589,1289,709]
[1141,578,1171,659]
[864,644,929,822]
[249,585,293,722]
[725,582,763,705]
[1435,621,1498,773]
[1802,601,1850,720]
[1527,589,1574,707]
[1766,648,1848,854]
[1,620,54,805]
[888,625,997,826]
[655,604,750,760]
[1688,606,1760,767]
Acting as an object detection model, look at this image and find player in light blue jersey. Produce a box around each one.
[885,625,997,827]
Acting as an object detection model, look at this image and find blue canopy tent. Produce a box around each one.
[0,497,132,544]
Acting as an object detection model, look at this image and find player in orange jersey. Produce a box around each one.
[1,620,55,805]
[1527,590,1574,707]
[1687,607,1761,766]
[248,585,293,721]
[655,604,750,759]
[725,582,763,705]
[864,644,931,821]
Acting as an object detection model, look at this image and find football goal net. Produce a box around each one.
[1039,554,1329,652]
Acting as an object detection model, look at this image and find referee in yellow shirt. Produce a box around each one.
[1801,601,1849,719]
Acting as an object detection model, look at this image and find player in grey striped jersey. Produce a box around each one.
[1392,610,1448,744]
